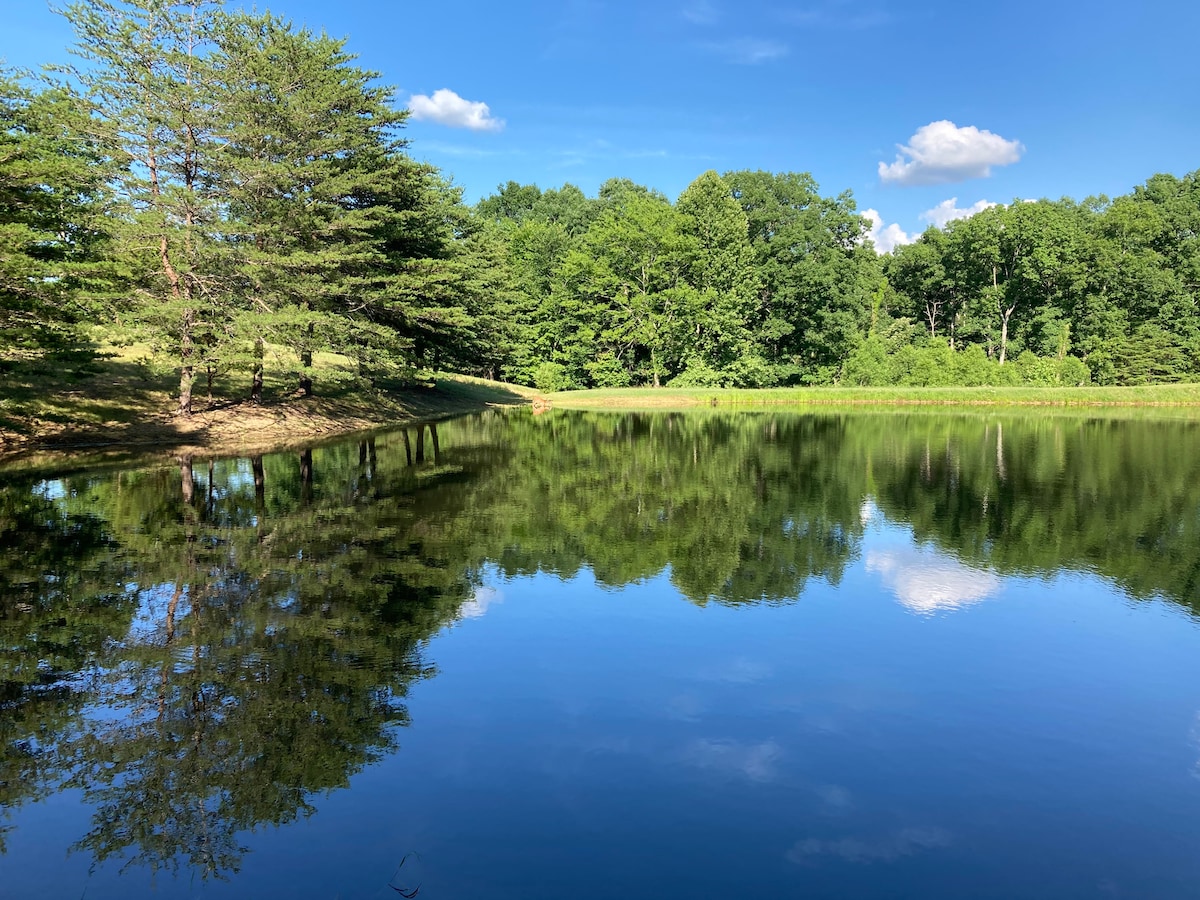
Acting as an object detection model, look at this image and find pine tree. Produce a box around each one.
[0,68,111,356]
[60,0,229,415]
[214,11,411,397]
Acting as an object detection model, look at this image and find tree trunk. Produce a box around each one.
[993,265,1011,366]
[999,306,1015,365]
[180,456,195,506]
[300,320,314,397]
[179,363,194,416]
[415,424,426,463]
[206,459,215,517]
[250,337,263,404]
[430,424,441,464]
[402,428,413,466]
[300,349,313,396]
[299,448,313,506]
[179,308,195,416]
[149,131,194,418]
[996,422,1006,480]
[251,455,265,510]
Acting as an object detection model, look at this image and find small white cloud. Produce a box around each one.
[788,827,952,865]
[815,784,854,813]
[408,89,505,132]
[698,657,772,684]
[866,545,1000,615]
[683,738,782,782]
[920,197,997,229]
[863,208,914,254]
[682,0,720,24]
[879,120,1023,186]
[702,38,788,64]
[417,141,502,158]
[781,6,890,28]
[459,586,502,619]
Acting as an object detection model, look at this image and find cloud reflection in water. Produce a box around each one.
[866,545,1001,615]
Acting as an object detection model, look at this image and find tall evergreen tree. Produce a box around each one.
[0,69,111,355]
[214,11,411,397]
[61,0,228,415]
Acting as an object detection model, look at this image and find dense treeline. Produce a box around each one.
[474,172,1200,389]
[3,0,1198,407]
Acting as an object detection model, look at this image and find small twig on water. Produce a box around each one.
[388,852,422,898]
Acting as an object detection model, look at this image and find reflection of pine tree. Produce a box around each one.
[2,437,478,876]
[5,409,1200,875]
[0,490,133,852]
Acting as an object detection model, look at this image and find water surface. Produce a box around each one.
[2,410,1200,898]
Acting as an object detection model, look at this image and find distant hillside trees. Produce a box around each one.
[474,169,1199,389]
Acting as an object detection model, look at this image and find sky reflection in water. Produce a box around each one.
[2,410,1200,899]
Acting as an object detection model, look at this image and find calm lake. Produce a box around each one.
[2,409,1200,898]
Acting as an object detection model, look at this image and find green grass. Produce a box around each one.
[8,334,1200,462]
[545,383,1200,410]
[0,339,533,459]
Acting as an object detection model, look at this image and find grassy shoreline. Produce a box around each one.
[7,349,1200,470]
[546,384,1200,410]
[0,350,535,466]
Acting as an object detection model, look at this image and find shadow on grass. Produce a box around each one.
[1,357,531,467]
[422,376,533,410]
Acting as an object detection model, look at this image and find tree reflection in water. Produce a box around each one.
[1,409,1199,877]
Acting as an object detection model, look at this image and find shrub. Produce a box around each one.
[532,361,576,392]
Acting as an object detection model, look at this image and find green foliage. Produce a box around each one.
[533,360,576,392]
[670,358,726,387]
[0,68,112,355]
[7,2,1200,408]
[842,334,1092,388]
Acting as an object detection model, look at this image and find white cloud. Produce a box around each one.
[417,141,504,158]
[682,0,720,24]
[697,657,772,684]
[920,197,996,229]
[459,586,502,619]
[815,784,854,813]
[863,208,914,254]
[788,827,951,864]
[780,6,890,28]
[408,89,505,132]
[866,545,1001,615]
[879,120,1023,186]
[702,38,788,64]
[683,738,782,782]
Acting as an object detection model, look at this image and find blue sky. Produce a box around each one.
[4,0,1198,249]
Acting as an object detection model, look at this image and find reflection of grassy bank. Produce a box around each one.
[547,384,1200,410]
[0,343,533,461]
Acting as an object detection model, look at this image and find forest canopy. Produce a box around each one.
[2,0,1198,410]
